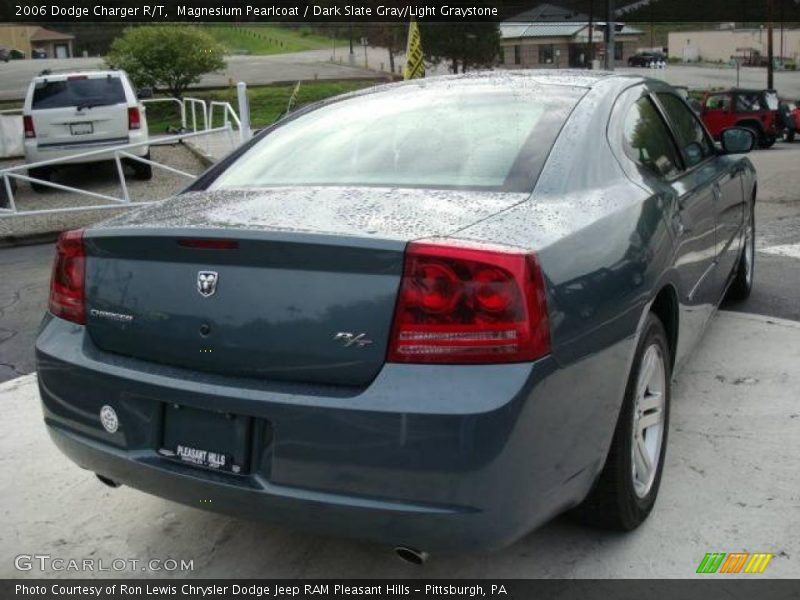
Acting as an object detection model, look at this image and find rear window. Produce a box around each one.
[209,84,583,193]
[32,77,126,110]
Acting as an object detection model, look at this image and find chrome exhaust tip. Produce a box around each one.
[393,546,429,565]
[96,474,121,488]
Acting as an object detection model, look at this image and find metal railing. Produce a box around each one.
[0,126,232,216]
[1,88,251,218]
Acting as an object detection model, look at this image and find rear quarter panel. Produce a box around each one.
[455,79,676,484]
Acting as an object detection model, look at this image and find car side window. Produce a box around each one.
[706,95,731,111]
[736,93,762,112]
[622,97,682,179]
[657,93,715,168]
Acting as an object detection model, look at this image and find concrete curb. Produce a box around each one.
[181,139,217,168]
[0,231,61,248]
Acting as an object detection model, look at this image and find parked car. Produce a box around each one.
[36,72,757,559]
[700,88,781,148]
[0,47,10,63]
[32,48,47,59]
[778,100,800,142]
[628,52,666,68]
[9,48,26,60]
[22,69,150,191]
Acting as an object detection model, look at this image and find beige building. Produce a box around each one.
[0,25,75,59]
[500,21,642,70]
[668,27,800,64]
[498,4,641,70]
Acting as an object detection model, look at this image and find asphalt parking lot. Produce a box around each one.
[0,139,799,580]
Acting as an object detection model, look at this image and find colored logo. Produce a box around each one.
[697,552,774,574]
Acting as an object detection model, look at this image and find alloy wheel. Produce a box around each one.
[631,344,667,498]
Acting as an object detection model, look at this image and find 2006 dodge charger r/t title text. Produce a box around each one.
[36,71,758,556]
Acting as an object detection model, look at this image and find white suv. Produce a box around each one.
[22,69,150,191]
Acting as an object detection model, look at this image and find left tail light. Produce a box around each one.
[23,115,35,139]
[128,107,141,130]
[387,239,551,364]
[49,229,86,324]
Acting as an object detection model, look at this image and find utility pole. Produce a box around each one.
[767,0,774,89]
[605,0,616,70]
[588,0,594,67]
[348,21,354,65]
[780,0,785,65]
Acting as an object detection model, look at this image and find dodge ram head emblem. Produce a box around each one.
[197,271,219,297]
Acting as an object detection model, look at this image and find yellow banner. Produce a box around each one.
[404,20,425,80]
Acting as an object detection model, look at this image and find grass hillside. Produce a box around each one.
[143,81,380,133]
[203,25,344,56]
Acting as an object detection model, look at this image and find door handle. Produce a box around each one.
[712,184,722,201]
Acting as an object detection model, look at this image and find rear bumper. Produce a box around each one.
[24,133,148,166]
[35,316,631,551]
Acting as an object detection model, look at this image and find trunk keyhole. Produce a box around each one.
[199,324,211,337]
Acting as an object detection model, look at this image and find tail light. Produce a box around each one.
[49,229,86,324]
[23,115,35,139]
[388,240,550,364]
[128,107,141,130]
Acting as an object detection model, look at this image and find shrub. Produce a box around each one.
[107,26,225,98]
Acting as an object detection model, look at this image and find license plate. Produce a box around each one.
[162,444,240,473]
[70,122,93,136]
[160,404,251,474]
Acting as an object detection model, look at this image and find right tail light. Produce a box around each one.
[387,239,551,364]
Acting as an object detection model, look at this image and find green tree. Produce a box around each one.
[421,22,500,74]
[107,26,225,98]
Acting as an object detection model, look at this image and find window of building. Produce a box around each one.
[615,42,624,61]
[623,97,682,178]
[539,44,555,65]
[514,45,521,65]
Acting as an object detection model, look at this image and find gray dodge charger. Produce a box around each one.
[36,71,757,560]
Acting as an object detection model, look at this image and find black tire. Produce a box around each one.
[571,313,671,531]
[129,152,153,181]
[0,175,17,207]
[761,135,776,149]
[785,130,796,143]
[28,167,53,193]
[726,200,755,301]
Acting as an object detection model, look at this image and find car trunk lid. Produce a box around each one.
[84,231,405,387]
[84,186,528,386]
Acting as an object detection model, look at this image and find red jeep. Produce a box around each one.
[700,88,780,148]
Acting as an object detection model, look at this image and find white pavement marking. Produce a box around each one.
[759,243,800,260]
[1,311,798,578]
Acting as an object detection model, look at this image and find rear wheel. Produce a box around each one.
[129,152,153,181]
[761,135,776,148]
[28,167,53,193]
[571,313,671,530]
[0,175,17,207]
[726,201,755,301]
[785,130,796,142]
